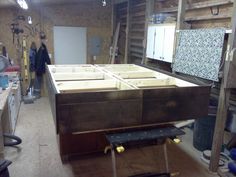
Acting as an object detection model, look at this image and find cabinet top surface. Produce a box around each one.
[47,64,199,94]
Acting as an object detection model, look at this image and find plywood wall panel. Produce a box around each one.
[0,2,112,96]
[185,4,233,20]
[0,2,112,65]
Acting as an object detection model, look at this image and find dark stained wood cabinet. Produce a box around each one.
[46,64,210,160]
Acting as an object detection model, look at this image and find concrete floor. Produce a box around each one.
[4,98,219,177]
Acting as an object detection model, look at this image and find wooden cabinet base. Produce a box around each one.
[46,64,211,161]
[58,132,109,162]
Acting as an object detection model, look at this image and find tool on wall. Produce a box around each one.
[22,37,28,82]
[109,22,120,64]
[22,36,35,104]
[24,23,40,37]
[10,23,24,44]
[10,15,26,44]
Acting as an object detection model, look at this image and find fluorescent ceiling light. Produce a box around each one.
[102,0,106,7]
[16,0,28,10]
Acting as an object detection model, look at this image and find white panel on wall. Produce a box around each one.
[163,25,176,63]
[153,26,164,60]
[146,26,156,59]
[146,24,176,63]
[54,26,87,64]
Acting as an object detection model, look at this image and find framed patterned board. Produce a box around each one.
[173,28,226,81]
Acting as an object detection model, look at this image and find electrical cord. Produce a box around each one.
[3,133,22,147]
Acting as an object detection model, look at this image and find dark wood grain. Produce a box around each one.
[142,86,210,123]
[46,65,211,157]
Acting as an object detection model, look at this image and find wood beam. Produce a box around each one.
[114,0,127,4]
[57,80,118,92]
[185,14,231,22]
[159,0,234,13]
[124,0,130,64]
[53,72,105,81]
[142,0,155,65]
[209,0,236,172]
[111,0,116,36]
[172,0,187,70]
[126,78,176,88]
[177,0,187,30]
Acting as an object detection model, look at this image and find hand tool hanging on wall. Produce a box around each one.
[24,23,40,37]
[10,23,24,44]
[22,37,28,82]
[10,15,25,44]
[109,22,120,64]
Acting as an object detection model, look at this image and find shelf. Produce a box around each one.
[121,22,127,26]
[130,53,143,58]
[130,47,143,54]
[130,29,145,32]
[158,0,234,13]
[129,36,144,40]
[176,29,232,33]
[130,42,143,48]
[185,14,231,21]
[131,21,145,25]
[133,2,146,8]
[132,11,145,18]
[120,14,127,19]
[118,6,127,12]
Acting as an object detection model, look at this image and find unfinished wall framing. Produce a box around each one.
[149,0,233,69]
[114,0,146,64]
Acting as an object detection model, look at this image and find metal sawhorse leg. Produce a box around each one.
[110,139,170,177]
[106,126,184,177]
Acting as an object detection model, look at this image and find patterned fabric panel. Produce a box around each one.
[173,28,226,81]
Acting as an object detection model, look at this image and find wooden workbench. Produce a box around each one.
[0,83,12,158]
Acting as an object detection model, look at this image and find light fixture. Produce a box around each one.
[28,16,32,24]
[102,0,106,7]
[16,0,28,10]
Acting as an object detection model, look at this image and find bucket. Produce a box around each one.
[193,115,216,151]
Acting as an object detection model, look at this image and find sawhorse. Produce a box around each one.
[106,126,185,177]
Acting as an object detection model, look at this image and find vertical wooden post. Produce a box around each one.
[209,1,236,172]
[111,0,116,36]
[124,0,130,64]
[142,0,154,65]
[172,0,187,70]
[176,0,187,30]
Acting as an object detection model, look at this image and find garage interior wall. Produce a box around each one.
[113,0,232,70]
[0,1,112,96]
[0,1,112,65]
[150,0,232,71]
